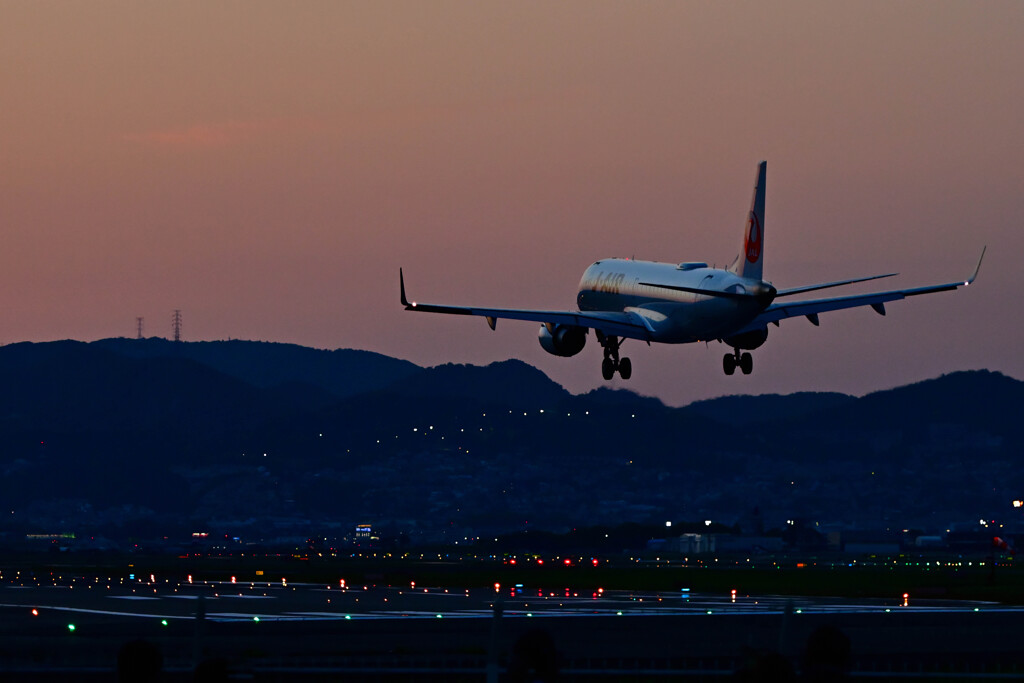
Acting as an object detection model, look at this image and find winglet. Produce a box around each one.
[399,268,411,307]
[965,246,986,286]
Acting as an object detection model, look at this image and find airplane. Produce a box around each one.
[400,161,984,380]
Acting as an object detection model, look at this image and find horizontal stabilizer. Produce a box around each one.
[639,282,753,300]
[639,281,776,304]
[776,272,897,298]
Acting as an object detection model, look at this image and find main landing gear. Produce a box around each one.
[597,332,631,381]
[723,348,753,376]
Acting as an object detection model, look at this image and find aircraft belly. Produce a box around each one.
[632,301,763,344]
[578,286,765,343]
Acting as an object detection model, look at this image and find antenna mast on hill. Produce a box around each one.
[172,310,182,342]
[136,317,144,339]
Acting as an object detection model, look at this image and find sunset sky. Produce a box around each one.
[2,1,1021,405]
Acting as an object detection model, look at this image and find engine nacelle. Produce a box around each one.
[723,327,769,350]
[538,324,587,357]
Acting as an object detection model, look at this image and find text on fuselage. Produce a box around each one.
[590,272,627,294]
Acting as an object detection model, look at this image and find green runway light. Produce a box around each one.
[67,624,76,632]
[253,616,260,622]
[435,614,442,619]
[345,615,351,620]
[161,619,168,626]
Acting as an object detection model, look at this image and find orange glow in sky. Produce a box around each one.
[1,2,1021,405]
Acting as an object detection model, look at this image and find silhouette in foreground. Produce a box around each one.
[508,628,559,682]
[734,651,796,682]
[802,625,851,681]
[116,639,163,682]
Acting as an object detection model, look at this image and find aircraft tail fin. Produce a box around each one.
[730,160,766,280]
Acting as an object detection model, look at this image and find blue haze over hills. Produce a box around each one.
[0,338,1019,546]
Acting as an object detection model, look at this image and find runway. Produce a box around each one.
[1,572,1018,623]
[2,572,1024,680]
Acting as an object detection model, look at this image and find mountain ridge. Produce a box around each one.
[0,339,1018,539]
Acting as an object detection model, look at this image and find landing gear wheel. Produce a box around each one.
[723,354,736,376]
[598,332,625,381]
[601,358,615,381]
[740,352,753,375]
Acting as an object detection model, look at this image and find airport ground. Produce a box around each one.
[1,552,1023,680]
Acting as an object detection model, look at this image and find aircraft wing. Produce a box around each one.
[400,270,652,341]
[733,248,985,334]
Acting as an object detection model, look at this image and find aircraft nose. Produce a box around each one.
[757,284,777,307]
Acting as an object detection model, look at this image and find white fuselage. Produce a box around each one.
[576,258,773,343]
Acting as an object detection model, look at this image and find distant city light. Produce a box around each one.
[1014,500,1023,508]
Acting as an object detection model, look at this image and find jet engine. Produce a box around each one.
[723,327,768,350]
[538,324,587,357]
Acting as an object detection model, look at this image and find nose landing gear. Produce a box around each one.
[597,333,631,380]
[723,348,753,375]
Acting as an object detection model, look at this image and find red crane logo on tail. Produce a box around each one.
[745,212,762,263]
